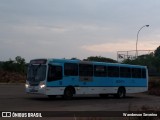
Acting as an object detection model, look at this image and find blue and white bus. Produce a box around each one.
[25,58,148,99]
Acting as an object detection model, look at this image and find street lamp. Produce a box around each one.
[136,25,149,58]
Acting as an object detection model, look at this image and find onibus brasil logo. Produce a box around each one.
[2,112,42,118]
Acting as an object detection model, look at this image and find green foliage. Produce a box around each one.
[123,46,160,76]
[154,46,160,58]
[0,56,26,74]
[0,62,3,70]
[84,56,117,63]
[15,56,25,65]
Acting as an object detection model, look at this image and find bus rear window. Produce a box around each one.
[142,68,146,78]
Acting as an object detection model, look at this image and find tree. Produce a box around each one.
[15,56,25,65]
[2,59,15,72]
[122,52,160,76]
[1,56,26,74]
[84,56,117,63]
[154,46,160,58]
[15,56,26,74]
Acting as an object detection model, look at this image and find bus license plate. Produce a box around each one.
[30,87,38,92]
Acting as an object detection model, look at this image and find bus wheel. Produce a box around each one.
[116,87,126,98]
[64,88,73,100]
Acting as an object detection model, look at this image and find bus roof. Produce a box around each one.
[45,58,147,68]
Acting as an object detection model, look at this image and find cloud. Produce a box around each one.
[81,40,158,53]
[1,0,160,62]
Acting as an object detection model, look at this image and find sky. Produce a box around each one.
[0,0,160,62]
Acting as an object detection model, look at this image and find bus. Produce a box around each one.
[25,58,148,99]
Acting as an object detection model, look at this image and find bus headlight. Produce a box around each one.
[39,82,46,89]
[40,84,45,89]
[25,83,29,88]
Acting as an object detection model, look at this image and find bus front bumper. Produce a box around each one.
[25,84,46,95]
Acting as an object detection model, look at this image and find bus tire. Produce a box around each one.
[116,87,126,98]
[63,88,74,100]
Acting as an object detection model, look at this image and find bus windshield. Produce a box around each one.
[27,65,46,82]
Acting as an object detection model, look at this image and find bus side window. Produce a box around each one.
[64,63,78,76]
[79,64,93,76]
[120,67,131,78]
[108,66,119,77]
[132,68,141,78]
[48,65,62,81]
[94,65,107,77]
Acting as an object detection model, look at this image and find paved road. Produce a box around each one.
[0,84,160,119]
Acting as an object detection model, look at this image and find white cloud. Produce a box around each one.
[81,40,158,53]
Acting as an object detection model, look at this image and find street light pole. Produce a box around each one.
[136,25,149,58]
